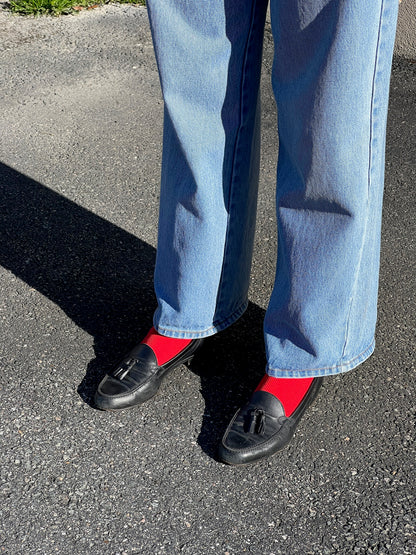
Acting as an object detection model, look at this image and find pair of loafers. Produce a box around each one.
[94,340,322,465]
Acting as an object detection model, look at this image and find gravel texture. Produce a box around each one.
[0,6,415,555]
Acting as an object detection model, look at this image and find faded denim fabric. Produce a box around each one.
[147,0,398,377]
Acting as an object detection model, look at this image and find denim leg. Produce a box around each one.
[265,0,398,376]
[148,0,268,338]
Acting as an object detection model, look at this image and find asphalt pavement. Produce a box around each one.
[0,5,415,554]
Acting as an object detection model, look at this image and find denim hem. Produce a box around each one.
[153,300,248,339]
[266,338,375,378]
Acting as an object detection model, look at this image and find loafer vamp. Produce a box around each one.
[97,359,159,396]
[223,410,289,451]
[95,344,162,409]
[220,391,294,463]
[219,380,323,465]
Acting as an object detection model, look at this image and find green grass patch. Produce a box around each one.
[116,0,145,4]
[9,0,145,17]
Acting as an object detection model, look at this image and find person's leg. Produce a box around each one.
[220,0,398,464]
[95,0,269,410]
[150,0,269,339]
[265,0,399,377]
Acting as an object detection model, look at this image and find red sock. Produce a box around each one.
[255,374,314,417]
[141,327,192,366]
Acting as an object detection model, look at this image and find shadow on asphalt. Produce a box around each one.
[190,303,267,459]
[0,164,157,400]
[0,163,267,459]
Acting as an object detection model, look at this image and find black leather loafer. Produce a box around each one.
[94,338,203,411]
[218,377,323,465]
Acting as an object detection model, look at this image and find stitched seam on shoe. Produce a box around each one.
[222,418,292,453]
[100,375,159,399]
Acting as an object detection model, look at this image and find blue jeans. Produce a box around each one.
[147,0,398,377]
